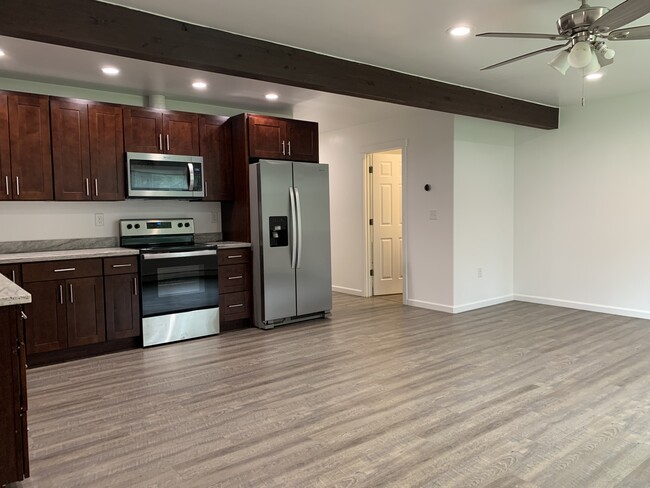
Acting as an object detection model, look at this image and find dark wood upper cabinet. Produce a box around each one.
[248,115,318,162]
[199,114,233,201]
[88,104,125,200]
[51,99,125,201]
[124,107,199,155]
[7,93,53,200]
[0,93,10,201]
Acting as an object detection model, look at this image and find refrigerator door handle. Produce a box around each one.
[289,186,298,269]
[295,187,303,269]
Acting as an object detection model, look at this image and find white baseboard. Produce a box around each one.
[453,295,514,313]
[332,286,364,297]
[406,299,454,313]
[514,294,650,320]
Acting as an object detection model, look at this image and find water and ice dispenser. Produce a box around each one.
[269,216,288,247]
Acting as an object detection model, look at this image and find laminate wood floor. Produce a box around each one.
[10,293,650,488]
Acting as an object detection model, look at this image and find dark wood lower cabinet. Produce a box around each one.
[0,305,29,485]
[105,273,140,340]
[218,247,252,330]
[23,280,68,354]
[66,276,105,347]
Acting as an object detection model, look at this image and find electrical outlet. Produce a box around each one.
[429,209,438,221]
[477,267,483,278]
[95,213,104,227]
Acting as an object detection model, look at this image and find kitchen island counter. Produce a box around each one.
[0,273,31,307]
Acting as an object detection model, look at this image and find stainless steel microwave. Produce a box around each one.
[126,152,205,199]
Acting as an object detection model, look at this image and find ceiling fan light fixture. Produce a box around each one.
[448,26,471,37]
[583,50,601,75]
[567,41,593,68]
[548,50,570,75]
[585,72,604,80]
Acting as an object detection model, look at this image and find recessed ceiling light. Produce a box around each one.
[192,81,208,90]
[101,66,120,76]
[585,72,603,81]
[265,93,279,101]
[0,49,5,57]
[448,26,471,37]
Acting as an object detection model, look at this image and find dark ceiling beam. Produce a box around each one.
[0,0,558,129]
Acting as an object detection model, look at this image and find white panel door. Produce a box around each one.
[372,152,402,295]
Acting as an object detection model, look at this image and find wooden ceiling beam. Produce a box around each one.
[0,0,558,129]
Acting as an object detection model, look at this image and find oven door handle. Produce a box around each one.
[142,249,217,260]
[188,162,195,191]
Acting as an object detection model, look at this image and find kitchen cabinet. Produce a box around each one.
[22,259,105,355]
[218,248,252,326]
[4,92,53,200]
[51,99,125,201]
[104,256,140,340]
[248,115,318,163]
[199,114,233,201]
[0,304,29,485]
[0,264,21,285]
[123,107,200,155]
[0,93,10,201]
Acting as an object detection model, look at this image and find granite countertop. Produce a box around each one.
[0,247,140,265]
[0,274,31,307]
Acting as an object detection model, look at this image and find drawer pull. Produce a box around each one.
[227,255,243,259]
[228,303,244,309]
[112,263,132,268]
[54,267,76,273]
[227,275,243,280]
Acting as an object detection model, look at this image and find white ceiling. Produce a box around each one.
[0,0,649,114]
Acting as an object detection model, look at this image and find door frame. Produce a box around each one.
[363,139,408,302]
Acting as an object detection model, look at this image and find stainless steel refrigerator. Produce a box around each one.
[249,160,332,329]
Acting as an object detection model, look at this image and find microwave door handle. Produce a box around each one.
[188,162,195,190]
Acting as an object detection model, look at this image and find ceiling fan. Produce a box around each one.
[477,0,650,75]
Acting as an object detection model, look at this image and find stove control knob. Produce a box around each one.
[178,223,183,228]
[134,224,140,229]
[184,222,190,227]
[126,224,133,230]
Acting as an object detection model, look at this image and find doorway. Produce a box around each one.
[365,148,404,299]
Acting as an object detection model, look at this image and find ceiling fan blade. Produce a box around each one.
[591,0,650,33]
[608,24,650,39]
[480,42,570,71]
[477,32,569,41]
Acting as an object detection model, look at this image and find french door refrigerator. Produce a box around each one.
[250,160,332,329]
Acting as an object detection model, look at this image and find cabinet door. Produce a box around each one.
[23,281,67,354]
[286,120,319,163]
[89,104,125,200]
[199,115,233,200]
[0,305,21,486]
[105,274,141,340]
[123,107,163,153]
[163,112,199,155]
[248,115,285,160]
[0,93,10,201]
[0,264,21,284]
[66,277,106,347]
[51,98,91,201]
[8,93,53,200]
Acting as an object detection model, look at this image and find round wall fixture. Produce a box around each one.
[424,184,431,191]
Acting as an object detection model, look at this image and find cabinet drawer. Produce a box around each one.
[220,291,251,321]
[217,248,250,266]
[219,264,250,294]
[22,259,102,282]
[103,256,138,276]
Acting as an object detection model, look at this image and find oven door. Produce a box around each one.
[140,249,218,318]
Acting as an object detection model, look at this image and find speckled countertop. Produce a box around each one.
[0,274,31,307]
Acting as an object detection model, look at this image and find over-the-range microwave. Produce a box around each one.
[126,152,205,199]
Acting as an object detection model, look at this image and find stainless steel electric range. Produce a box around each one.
[120,218,219,347]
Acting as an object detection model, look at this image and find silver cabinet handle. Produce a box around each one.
[94,178,99,197]
[166,134,170,151]
[112,263,132,268]
[85,178,90,196]
[158,133,163,151]
[282,140,285,156]
[59,285,64,305]
[5,175,9,196]
[15,176,19,196]
[21,311,27,320]
[227,275,243,280]
[288,140,291,156]
[11,270,15,283]
[69,284,74,303]
[133,277,138,296]
[228,303,244,308]
[54,268,76,272]
[227,255,242,259]
[295,187,303,269]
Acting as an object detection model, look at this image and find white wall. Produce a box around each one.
[515,91,650,319]
[453,117,515,312]
[295,100,455,310]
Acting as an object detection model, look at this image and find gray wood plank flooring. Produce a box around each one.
[10,293,650,487]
